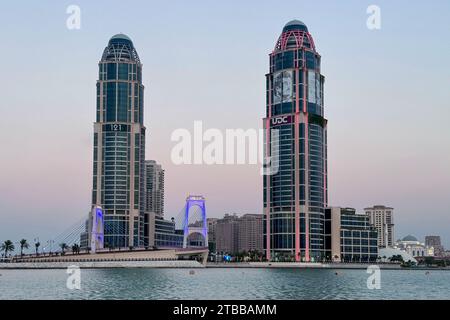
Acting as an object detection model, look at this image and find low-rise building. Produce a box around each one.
[325,207,378,263]
[147,212,183,248]
[394,235,434,257]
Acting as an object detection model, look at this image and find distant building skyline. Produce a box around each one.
[425,235,444,257]
[207,218,219,252]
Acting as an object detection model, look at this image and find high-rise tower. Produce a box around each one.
[364,205,394,248]
[91,34,146,248]
[144,160,165,217]
[263,20,328,262]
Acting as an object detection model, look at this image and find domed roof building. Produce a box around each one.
[101,33,140,63]
[282,19,308,32]
[394,235,434,258]
[402,235,418,242]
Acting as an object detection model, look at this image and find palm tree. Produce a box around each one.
[60,243,68,255]
[19,239,29,257]
[1,240,15,258]
[34,241,40,256]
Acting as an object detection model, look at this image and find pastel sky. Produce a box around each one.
[0,0,449,249]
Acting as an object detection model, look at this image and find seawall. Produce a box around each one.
[0,260,204,269]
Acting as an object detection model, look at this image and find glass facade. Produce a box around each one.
[91,34,147,248]
[264,21,328,262]
[154,217,184,248]
[324,208,378,262]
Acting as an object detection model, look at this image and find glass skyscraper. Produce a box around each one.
[91,34,146,248]
[263,20,328,262]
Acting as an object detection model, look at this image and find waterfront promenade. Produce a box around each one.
[206,262,402,269]
[0,247,209,269]
[0,260,204,269]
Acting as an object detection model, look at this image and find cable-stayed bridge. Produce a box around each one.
[43,195,208,254]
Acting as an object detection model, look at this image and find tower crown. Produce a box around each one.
[282,19,308,32]
[274,19,316,53]
[109,33,133,44]
[101,33,140,63]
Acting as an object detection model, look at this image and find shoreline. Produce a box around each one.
[0,260,204,269]
[1,261,449,270]
[206,262,450,271]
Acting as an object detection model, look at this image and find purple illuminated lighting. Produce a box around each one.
[183,195,208,248]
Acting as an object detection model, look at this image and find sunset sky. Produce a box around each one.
[0,0,449,248]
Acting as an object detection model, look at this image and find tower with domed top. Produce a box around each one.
[90,34,147,248]
[264,20,327,262]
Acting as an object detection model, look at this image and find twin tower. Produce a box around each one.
[91,34,146,248]
[263,20,327,262]
[90,20,328,261]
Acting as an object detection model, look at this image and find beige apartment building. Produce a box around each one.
[214,214,263,254]
[364,205,394,248]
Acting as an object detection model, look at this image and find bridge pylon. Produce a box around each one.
[89,206,104,253]
[183,195,207,248]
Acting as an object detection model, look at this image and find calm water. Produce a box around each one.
[1,268,449,300]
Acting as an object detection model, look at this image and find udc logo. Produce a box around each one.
[271,116,291,126]
[366,265,381,290]
[66,265,81,290]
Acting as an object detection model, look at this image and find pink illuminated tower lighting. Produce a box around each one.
[263,20,328,262]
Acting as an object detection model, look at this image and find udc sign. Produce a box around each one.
[270,115,293,127]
